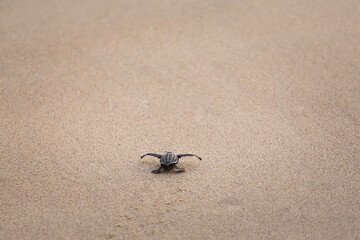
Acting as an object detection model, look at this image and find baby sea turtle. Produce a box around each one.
[141,151,202,174]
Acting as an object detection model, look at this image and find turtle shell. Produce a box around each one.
[160,152,179,166]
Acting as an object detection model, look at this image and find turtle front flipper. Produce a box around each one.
[151,167,162,174]
[176,154,202,160]
[141,153,162,159]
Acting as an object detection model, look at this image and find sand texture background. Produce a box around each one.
[1,0,359,239]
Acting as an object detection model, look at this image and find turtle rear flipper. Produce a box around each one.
[174,165,185,172]
[151,167,162,174]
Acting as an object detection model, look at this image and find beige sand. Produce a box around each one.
[1,0,359,239]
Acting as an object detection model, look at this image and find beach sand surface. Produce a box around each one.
[0,0,359,239]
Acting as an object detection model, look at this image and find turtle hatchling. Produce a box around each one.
[141,151,202,174]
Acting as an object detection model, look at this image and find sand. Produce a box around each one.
[0,0,359,239]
